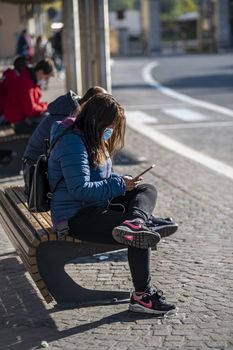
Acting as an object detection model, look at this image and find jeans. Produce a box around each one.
[68,183,157,292]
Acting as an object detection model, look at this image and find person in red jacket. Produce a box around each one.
[0,55,26,123]
[4,58,55,134]
[0,56,26,166]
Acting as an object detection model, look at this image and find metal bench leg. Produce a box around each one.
[36,241,130,306]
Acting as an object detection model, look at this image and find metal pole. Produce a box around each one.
[140,0,161,54]
[98,0,112,92]
[62,0,82,94]
[78,0,111,93]
[215,0,231,49]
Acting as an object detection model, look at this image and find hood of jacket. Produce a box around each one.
[47,90,80,115]
[50,115,77,145]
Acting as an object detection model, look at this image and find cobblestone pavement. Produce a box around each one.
[0,67,233,350]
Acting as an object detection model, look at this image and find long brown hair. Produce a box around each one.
[79,86,107,105]
[74,93,126,167]
[72,86,107,118]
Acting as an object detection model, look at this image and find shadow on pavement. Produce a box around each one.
[113,150,147,165]
[162,73,233,89]
[0,256,56,349]
[47,310,163,339]
[70,248,128,264]
[112,83,153,90]
[0,255,162,350]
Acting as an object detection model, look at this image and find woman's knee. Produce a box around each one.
[138,183,157,197]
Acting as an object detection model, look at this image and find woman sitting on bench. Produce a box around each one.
[48,93,176,316]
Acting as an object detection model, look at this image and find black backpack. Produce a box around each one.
[28,138,63,212]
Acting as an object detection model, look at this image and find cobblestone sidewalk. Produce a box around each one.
[0,72,233,350]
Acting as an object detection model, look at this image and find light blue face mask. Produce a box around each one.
[102,128,113,141]
[37,79,47,90]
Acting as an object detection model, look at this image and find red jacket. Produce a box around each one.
[4,67,48,123]
[0,68,18,115]
[0,77,6,115]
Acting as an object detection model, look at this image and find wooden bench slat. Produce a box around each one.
[40,212,52,226]
[19,256,53,302]
[18,254,53,303]
[0,128,14,137]
[18,246,37,266]
[0,204,36,256]
[14,187,58,241]
[0,212,52,303]
[12,187,49,242]
[40,212,58,240]
[0,185,130,306]
[36,280,47,289]
[29,272,43,283]
[0,131,30,140]
[18,250,38,274]
[5,188,48,242]
[0,190,40,248]
[74,238,82,243]
[0,188,54,304]
[0,212,34,257]
[41,293,53,304]
[39,287,53,298]
[65,236,74,242]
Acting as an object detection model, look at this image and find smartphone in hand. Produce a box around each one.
[133,164,155,180]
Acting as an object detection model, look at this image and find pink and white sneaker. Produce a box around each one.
[129,287,176,315]
[112,219,160,249]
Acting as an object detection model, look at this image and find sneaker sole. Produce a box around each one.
[129,303,177,315]
[156,224,178,238]
[112,226,160,249]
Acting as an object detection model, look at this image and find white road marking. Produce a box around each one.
[124,102,186,110]
[126,110,157,123]
[162,107,209,121]
[154,120,233,130]
[142,62,233,118]
[126,111,233,180]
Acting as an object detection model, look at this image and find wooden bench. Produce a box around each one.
[0,125,30,140]
[0,127,31,177]
[0,185,130,307]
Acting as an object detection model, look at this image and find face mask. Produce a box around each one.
[102,128,113,141]
[38,79,47,90]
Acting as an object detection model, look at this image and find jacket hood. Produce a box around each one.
[48,90,80,115]
[50,116,77,145]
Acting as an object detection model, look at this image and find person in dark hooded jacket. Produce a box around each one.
[22,86,107,195]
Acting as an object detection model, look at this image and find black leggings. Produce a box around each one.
[68,183,157,292]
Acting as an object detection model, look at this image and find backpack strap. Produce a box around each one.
[46,128,70,197]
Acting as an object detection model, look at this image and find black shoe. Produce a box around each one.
[112,219,161,249]
[146,216,178,239]
[129,287,176,315]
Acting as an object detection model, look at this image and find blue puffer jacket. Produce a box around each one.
[23,90,80,163]
[48,117,126,224]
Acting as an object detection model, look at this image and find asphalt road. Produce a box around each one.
[152,53,233,109]
[111,53,233,169]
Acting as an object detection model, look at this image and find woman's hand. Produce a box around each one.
[123,175,142,192]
